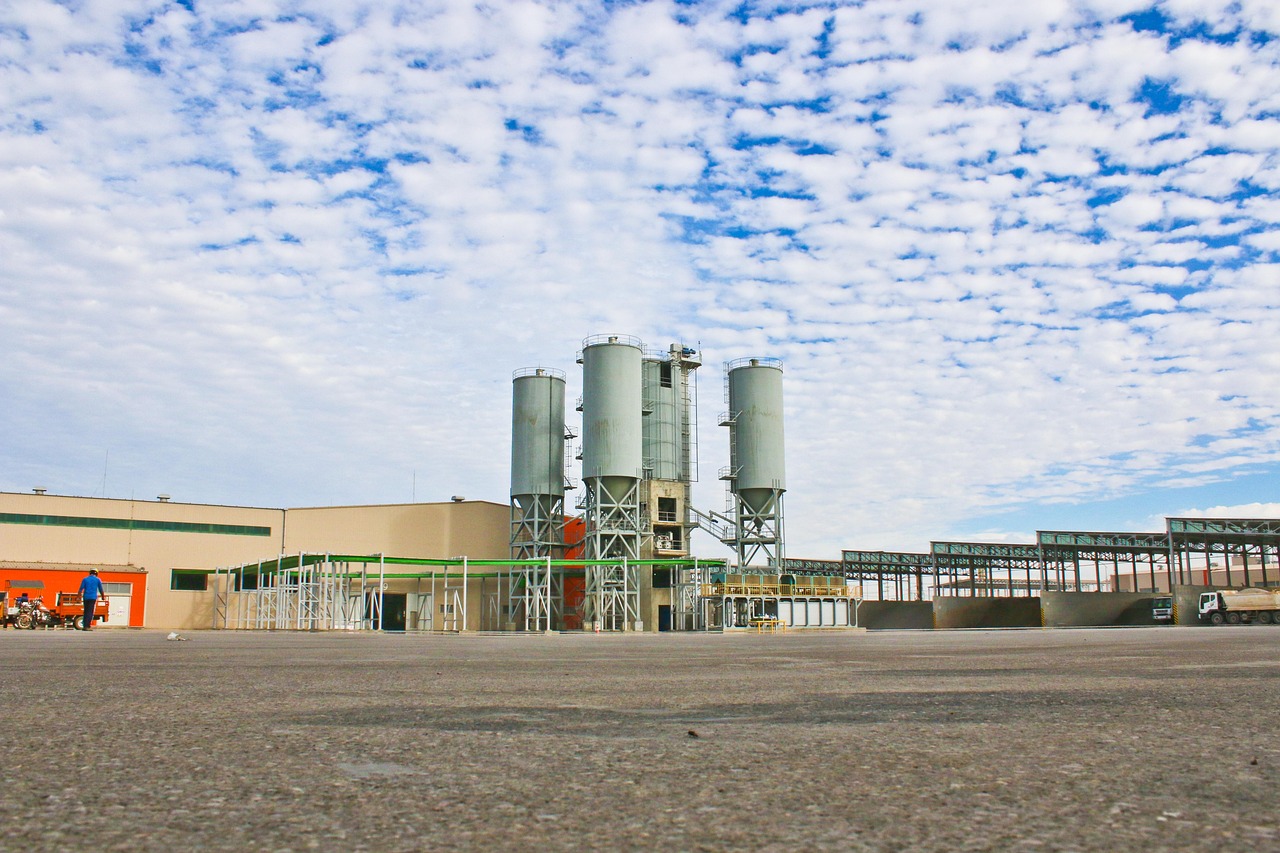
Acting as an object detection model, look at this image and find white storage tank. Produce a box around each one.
[728,357,785,514]
[510,367,567,558]
[581,335,644,501]
[511,368,567,502]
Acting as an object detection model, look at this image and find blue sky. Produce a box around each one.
[2,0,1278,558]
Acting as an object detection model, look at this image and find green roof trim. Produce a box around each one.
[0,512,271,538]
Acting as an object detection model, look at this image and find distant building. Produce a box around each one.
[0,490,509,630]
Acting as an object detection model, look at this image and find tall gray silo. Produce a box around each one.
[725,357,785,567]
[579,334,644,630]
[580,335,644,561]
[510,368,567,560]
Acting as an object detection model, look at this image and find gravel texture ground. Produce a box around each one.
[0,626,1276,852]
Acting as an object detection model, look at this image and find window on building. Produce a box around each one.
[170,570,209,591]
[657,497,678,523]
[659,363,673,388]
[652,568,672,588]
[234,573,271,591]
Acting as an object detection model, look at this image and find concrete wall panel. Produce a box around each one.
[858,601,934,630]
[1041,592,1161,627]
[934,597,1042,629]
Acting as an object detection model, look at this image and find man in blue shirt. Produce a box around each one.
[78,569,104,631]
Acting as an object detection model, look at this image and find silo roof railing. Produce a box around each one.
[512,366,566,381]
[725,356,783,371]
[580,333,644,350]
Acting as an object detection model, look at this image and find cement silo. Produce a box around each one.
[510,368,567,560]
[578,335,645,630]
[725,357,785,567]
[579,335,644,560]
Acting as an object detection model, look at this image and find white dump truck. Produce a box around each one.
[1198,588,1280,625]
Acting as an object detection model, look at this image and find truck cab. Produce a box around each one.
[1198,591,1224,624]
[1151,595,1173,623]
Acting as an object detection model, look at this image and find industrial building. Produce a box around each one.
[4,333,1276,633]
[0,491,510,631]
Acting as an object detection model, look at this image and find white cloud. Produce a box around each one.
[2,0,1279,560]
[1175,503,1280,519]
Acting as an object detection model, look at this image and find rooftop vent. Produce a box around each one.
[157,494,171,502]
[32,487,46,495]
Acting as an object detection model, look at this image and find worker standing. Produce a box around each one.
[78,569,104,631]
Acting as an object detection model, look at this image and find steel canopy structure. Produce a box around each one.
[205,520,1280,628]
[827,517,1280,601]
[1168,518,1280,587]
[1038,530,1173,593]
[211,554,726,632]
[931,542,1048,597]
[836,551,932,601]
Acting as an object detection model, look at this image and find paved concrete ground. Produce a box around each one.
[1,627,1277,852]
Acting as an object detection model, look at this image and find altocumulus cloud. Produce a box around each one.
[1,0,1278,556]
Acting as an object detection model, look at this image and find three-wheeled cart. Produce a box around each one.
[53,592,109,630]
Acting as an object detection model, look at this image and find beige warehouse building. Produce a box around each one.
[0,490,510,630]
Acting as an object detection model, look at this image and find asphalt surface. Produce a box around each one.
[1,626,1276,852]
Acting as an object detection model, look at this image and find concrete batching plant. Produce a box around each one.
[507,335,709,630]
[509,335,796,631]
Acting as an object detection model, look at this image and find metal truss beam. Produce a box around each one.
[930,541,1049,598]
[778,558,843,575]
[1038,530,1174,593]
[510,494,566,561]
[840,550,933,601]
[733,491,784,569]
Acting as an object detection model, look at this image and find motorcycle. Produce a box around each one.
[12,599,36,629]
[13,598,63,630]
[32,599,61,629]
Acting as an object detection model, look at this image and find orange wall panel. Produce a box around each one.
[2,568,147,627]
